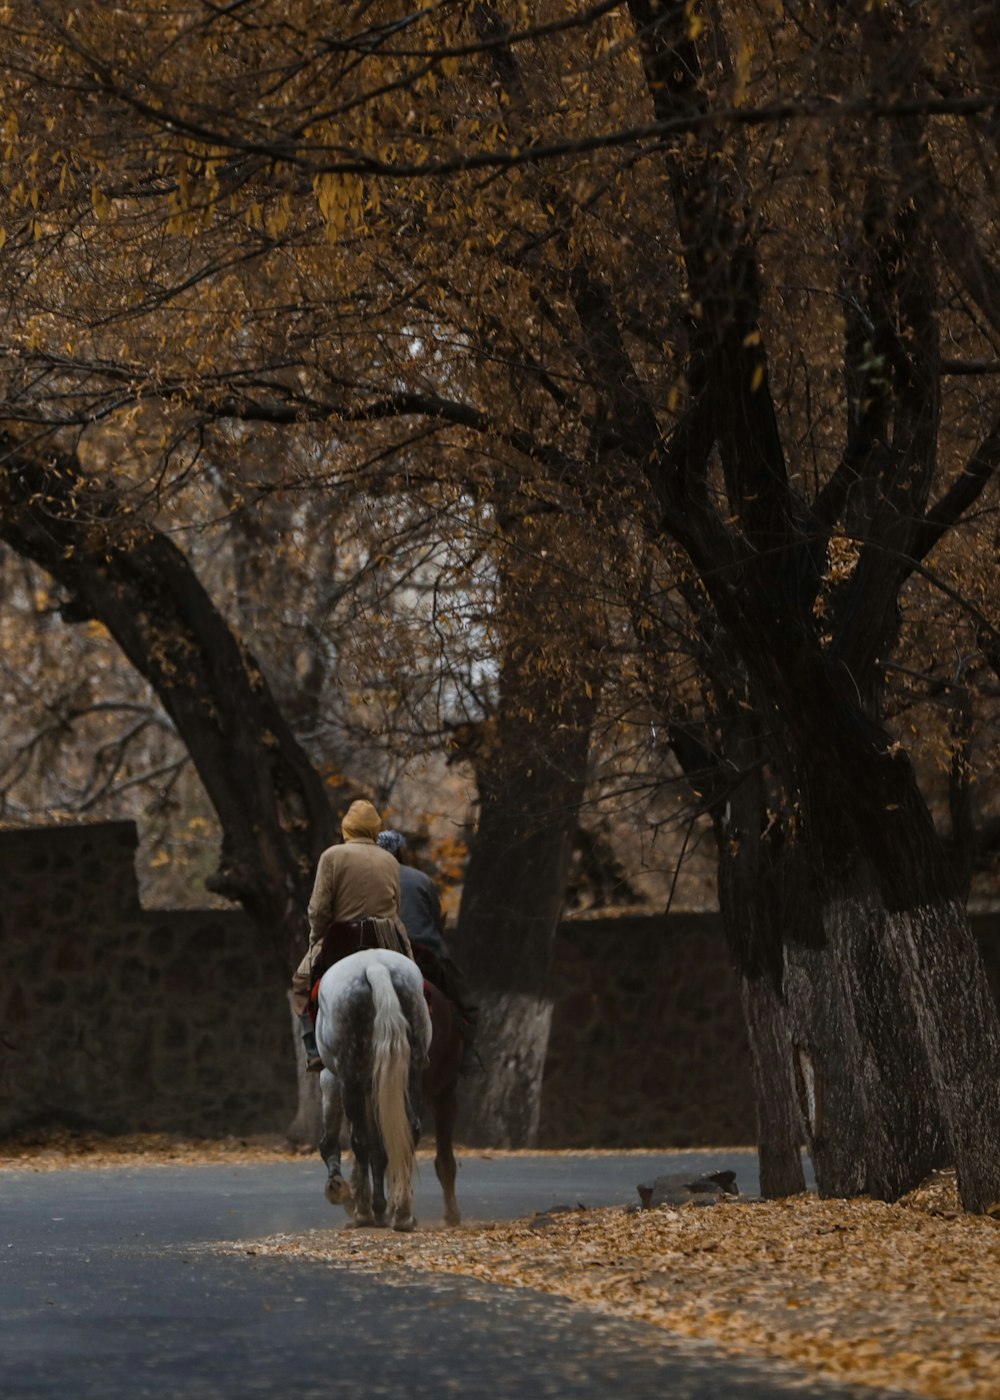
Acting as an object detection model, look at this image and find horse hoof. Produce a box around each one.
[324,1174,351,1206]
[351,1211,376,1228]
[444,1208,462,1228]
[392,1214,416,1233]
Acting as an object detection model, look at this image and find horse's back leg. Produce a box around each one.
[433,1082,461,1227]
[343,1078,375,1227]
[367,1099,390,1225]
[384,1045,425,1234]
[407,1048,426,1149]
[319,1071,351,1208]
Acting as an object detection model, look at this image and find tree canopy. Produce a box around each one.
[2,0,1000,1196]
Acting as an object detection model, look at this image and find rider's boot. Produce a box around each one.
[298,1011,324,1073]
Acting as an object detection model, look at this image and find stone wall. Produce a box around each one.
[538,910,1000,1149]
[3,821,999,1146]
[1,822,294,1137]
[537,914,754,1148]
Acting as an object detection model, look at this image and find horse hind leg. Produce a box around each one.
[349,1150,375,1226]
[367,965,420,1233]
[433,1085,461,1227]
[385,1040,425,1234]
[319,1071,352,1208]
[407,1049,426,1149]
[391,1191,416,1233]
[343,1080,375,1227]
[387,1115,417,1233]
[369,1123,389,1227]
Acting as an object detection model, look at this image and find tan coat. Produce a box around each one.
[306,837,404,945]
[291,839,410,1005]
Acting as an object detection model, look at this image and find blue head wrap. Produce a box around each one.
[377,829,406,858]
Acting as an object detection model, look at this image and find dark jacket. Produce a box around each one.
[398,864,447,955]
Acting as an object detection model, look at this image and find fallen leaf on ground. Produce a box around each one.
[5,1136,997,1398]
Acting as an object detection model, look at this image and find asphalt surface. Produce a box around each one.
[1,1150,898,1400]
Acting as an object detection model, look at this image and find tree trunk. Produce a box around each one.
[785,926,936,1200]
[716,777,805,1195]
[671,717,806,1196]
[453,694,595,1146]
[786,684,1000,1209]
[459,985,555,1149]
[875,894,1000,1211]
[285,992,323,1148]
[741,974,805,1198]
[452,506,600,1146]
[719,784,948,1204]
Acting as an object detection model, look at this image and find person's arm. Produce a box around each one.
[413,873,447,954]
[307,849,338,948]
[426,876,445,938]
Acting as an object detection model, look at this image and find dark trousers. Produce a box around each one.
[291,919,407,1016]
[410,943,478,1041]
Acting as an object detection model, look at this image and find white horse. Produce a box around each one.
[315,948,431,1232]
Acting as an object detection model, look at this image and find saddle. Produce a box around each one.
[307,918,389,1022]
[320,917,384,967]
[307,932,474,1049]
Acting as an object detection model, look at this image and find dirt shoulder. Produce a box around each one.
[4,1133,998,1399]
[0,1128,307,1170]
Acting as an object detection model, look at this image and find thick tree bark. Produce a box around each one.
[782,670,1000,1208]
[452,507,599,1146]
[286,992,324,1147]
[710,755,805,1198]
[670,688,943,1202]
[783,902,949,1201]
[741,975,805,1199]
[669,717,805,1195]
[716,744,948,1202]
[696,614,1000,1209]
[711,742,952,1203]
[453,681,598,1146]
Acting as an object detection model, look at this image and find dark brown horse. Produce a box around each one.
[419,976,463,1226]
[317,951,463,1228]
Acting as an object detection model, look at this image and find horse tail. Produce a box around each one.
[366,961,416,1212]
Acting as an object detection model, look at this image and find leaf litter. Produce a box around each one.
[232,1168,1000,1400]
[4,1134,998,1398]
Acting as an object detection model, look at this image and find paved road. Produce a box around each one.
[2,1151,892,1400]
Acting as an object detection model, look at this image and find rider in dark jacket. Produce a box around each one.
[377,830,479,1071]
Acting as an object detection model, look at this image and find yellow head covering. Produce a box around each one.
[341,799,382,842]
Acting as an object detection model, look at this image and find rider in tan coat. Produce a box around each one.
[292,799,413,1071]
